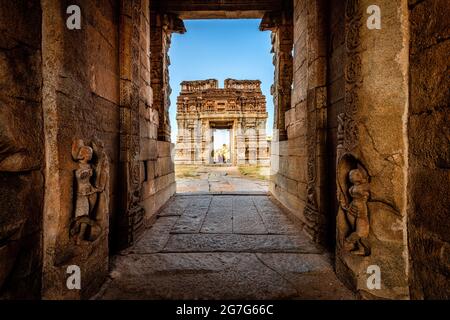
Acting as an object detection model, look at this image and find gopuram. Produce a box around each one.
[175,79,269,165]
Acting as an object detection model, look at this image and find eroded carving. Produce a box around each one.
[342,0,362,153]
[335,0,372,256]
[337,155,371,256]
[71,139,110,244]
[119,1,147,247]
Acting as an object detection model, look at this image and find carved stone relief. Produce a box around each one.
[303,87,327,243]
[342,0,363,153]
[119,0,145,247]
[337,155,371,256]
[336,0,371,255]
[70,139,110,245]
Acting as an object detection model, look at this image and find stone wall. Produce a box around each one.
[263,5,302,229]
[41,0,121,299]
[271,0,413,299]
[0,0,44,299]
[0,0,175,299]
[143,8,179,239]
[269,0,329,245]
[117,0,175,250]
[407,0,450,299]
[140,140,176,230]
[40,0,175,299]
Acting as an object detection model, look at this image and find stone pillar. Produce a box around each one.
[202,120,212,164]
[248,127,258,165]
[189,126,194,162]
[260,11,293,142]
[335,0,410,299]
[175,97,191,165]
[236,121,246,165]
[174,119,183,163]
[302,0,328,245]
[118,0,148,248]
[287,0,329,244]
[193,118,202,164]
[207,123,214,164]
[257,120,269,165]
[150,12,185,142]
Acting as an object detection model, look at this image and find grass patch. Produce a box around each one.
[175,165,201,179]
[238,165,269,181]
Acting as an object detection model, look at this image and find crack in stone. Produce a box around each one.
[254,253,300,298]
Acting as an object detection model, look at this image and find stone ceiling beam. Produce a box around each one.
[151,0,285,19]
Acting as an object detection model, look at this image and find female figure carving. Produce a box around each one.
[339,167,370,256]
[71,139,106,244]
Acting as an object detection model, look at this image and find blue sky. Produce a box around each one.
[168,19,274,142]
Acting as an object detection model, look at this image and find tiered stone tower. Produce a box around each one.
[175,79,269,165]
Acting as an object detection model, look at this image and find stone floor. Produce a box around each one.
[176,166,269,193]
[95,194,355,300]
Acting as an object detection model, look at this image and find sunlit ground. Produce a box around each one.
[175,165,269,194]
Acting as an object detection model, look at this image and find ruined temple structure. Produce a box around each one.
[175,79,269,165]
[0,0,449,300]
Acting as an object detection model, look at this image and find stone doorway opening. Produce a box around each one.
[170,19,274,194]
[212,126,232,165]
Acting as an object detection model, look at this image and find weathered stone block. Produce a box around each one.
[155,173,176,193]
[142,179,156,199]
[327,77,344,107]
[141,194,156,224]
[146,160,155,181]
[154,182,176,213]
[410,40,450,114]
[156,156,174,177]
[270,180,307,224]
[140,139,157,160]
[307,57,327,89]
[409,0,449,56]
[287,156,307,183]
[157,141,172,157]
[287,137,307,157]
[287,121,306,139]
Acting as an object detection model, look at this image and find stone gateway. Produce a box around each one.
[175,79,270,166]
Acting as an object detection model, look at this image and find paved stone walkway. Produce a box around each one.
[176,166,269,193]
[95,195,354,300]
